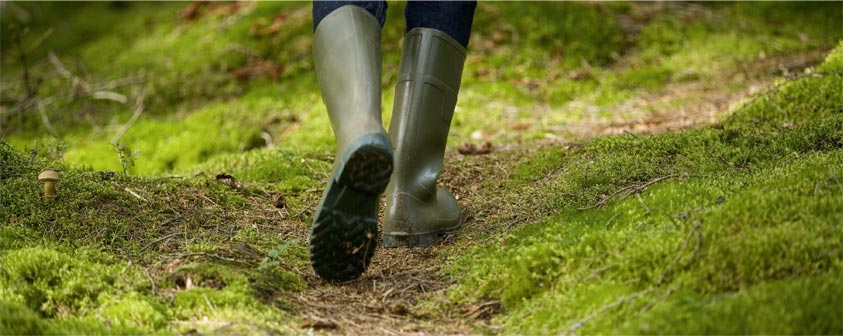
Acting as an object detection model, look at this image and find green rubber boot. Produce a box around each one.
[310,5,392,281]
[382,28,467,248]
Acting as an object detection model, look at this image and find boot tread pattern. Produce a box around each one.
[341,147,392,193]
[310,145,392,282]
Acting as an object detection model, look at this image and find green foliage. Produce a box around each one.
[6,2,840,178]
[259,238,300,270]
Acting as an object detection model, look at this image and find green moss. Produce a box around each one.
[622,275,843,334]
[171,282,291,334]
[97,293,169,331]
[0,247,143,317]
[0,300,47,335]
[0,245,170,334]
[454,132,842,334]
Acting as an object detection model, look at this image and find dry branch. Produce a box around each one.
[567,288,654,334]
[579,173,692,210]
[657,220,703,285]
[111,92,145,145]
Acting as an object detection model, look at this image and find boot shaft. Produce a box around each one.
[388,28,467,198]
[313,5,385,154]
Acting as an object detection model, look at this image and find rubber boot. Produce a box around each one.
[309,5,393,281]
[382,27,467,248]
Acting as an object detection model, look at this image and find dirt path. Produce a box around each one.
[285,246,476,335]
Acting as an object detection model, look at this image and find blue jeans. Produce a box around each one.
[313,1,477,48]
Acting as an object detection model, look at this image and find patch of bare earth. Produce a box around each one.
[283,246,476,335]
[569,51,826,139]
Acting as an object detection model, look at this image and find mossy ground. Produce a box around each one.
[1,1,842,334]
[443,46,843,334]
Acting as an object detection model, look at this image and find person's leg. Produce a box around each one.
[310,1,392,281]
[382,1,476,247]
[404,1,476,48]
[312,1,387,30]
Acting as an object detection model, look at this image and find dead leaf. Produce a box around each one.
[251,14,289,36]
[462,301,501,320]
[181,1,240,21]
[180,1,208,21]
[273,195,286,209]
[553,47,564,60]
[300,318,338,330]
[512,123,532,131]
[458,142,493,155]
[208,2,241,16]
[232,60,285,81]
[214,173,242,189]
[388,300,410,315]
[568,69,592,81]
[473,67,490,77]
[798,33,810,42]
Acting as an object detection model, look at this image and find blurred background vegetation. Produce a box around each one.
[2,1,839,178]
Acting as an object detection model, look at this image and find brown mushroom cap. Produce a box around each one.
[38,170,60,182]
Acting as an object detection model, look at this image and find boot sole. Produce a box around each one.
[381,215,463,248]
[310,134,393,282]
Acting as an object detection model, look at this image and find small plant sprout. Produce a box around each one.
[259,238,300,270]
[38,170,60,201]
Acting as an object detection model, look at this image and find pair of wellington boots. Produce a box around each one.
[309,6,466,282]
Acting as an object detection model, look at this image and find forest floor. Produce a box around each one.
[1,2,842,335]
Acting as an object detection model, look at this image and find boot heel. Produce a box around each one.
[338,134,393,194]
[382,232,442,248]
[382,219,461,248]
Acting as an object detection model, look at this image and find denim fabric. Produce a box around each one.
[312,1,388,29]
[404,1,476,48]
[312,1,476,48]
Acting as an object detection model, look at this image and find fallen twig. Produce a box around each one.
[567,288,653,334]
[635,193,650,213]
[640,285,680,313]
[28,141,38,165]
[36,101,57,136]
[111,92,145,145]
[203,293,217,314]
[578,173,692,210]
[143,267,158,295]
[123,187,148,202]
[9,27,41,120]
[26,28,54,53]
[657,220,703,285]
[180,251,252,266]
[140,232,185,252]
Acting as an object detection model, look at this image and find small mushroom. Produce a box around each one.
[38,170,60,201]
